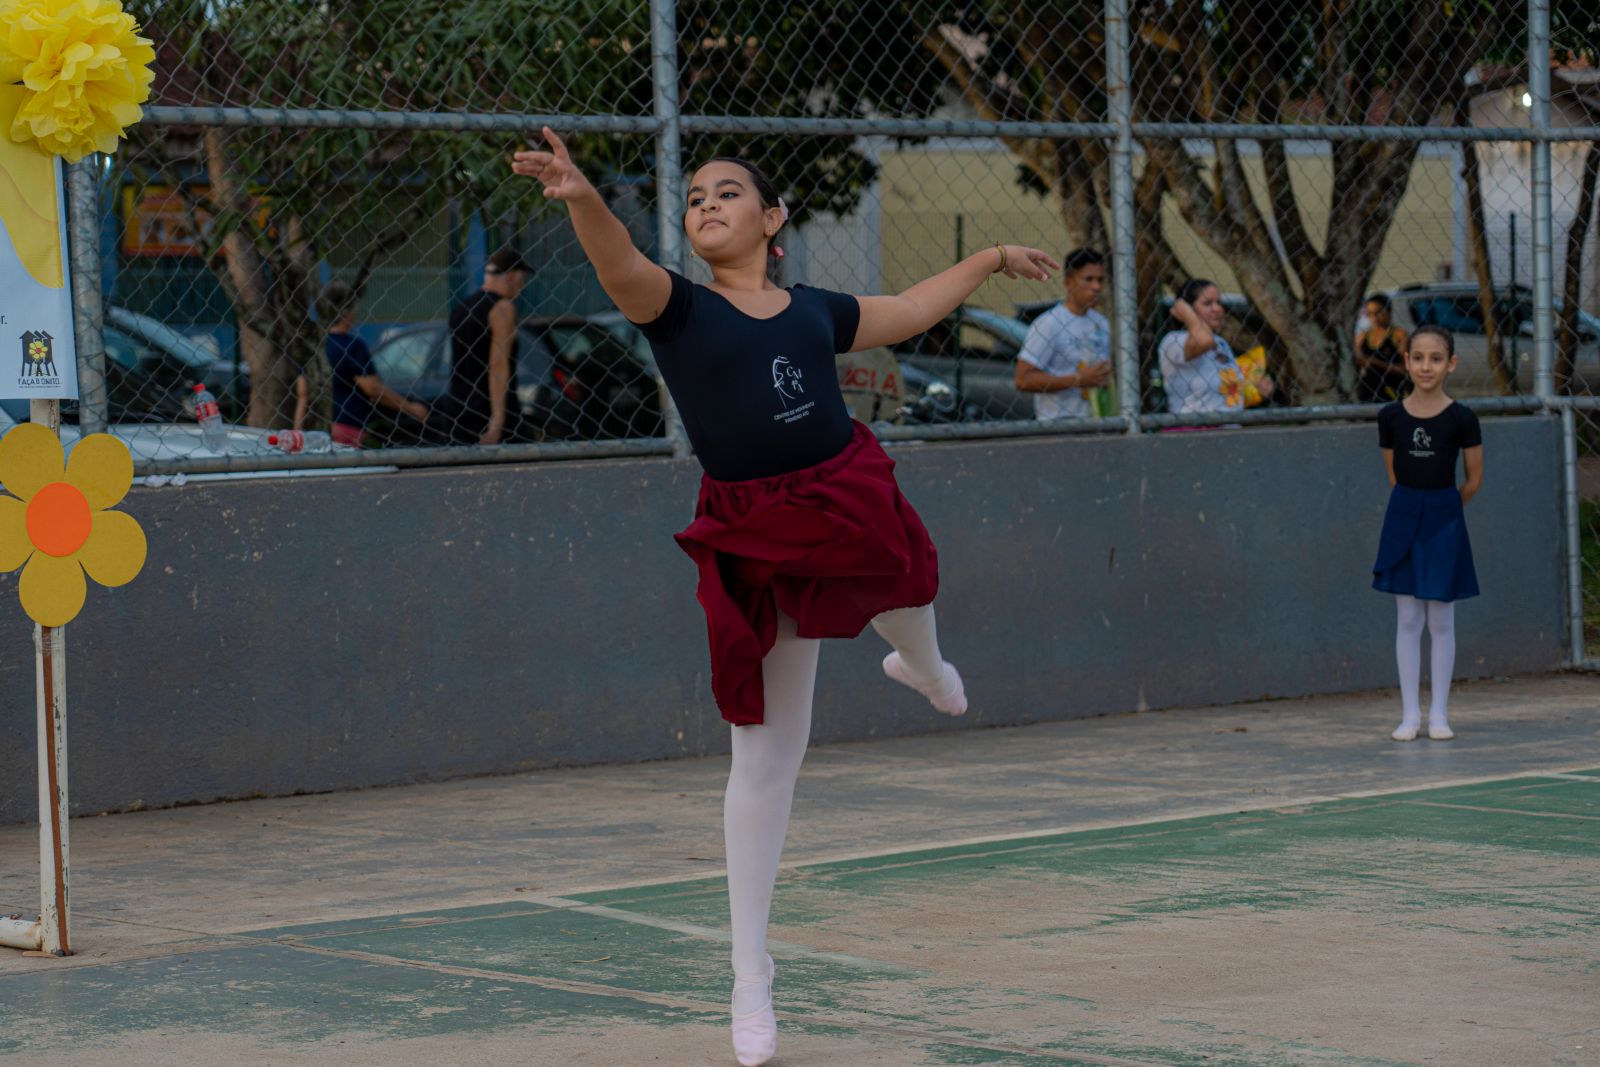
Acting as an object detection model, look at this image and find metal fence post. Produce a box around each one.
[1529,0,1555,401]
[32,399,70,957]
[1561,403,1585,664]
[1104,0,1141,434]
[650,0,691,457]
[67,160,108,435]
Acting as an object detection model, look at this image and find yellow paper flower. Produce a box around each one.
[0,0,155,162]
[0,423,146,626]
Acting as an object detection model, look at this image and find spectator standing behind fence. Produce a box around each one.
[1158,279,1274,415]
[1356,293,1409,404]
[446,249,531,445]
[1013,247,1112,419]
[318,282,429,448]
[1372,325,1482,742]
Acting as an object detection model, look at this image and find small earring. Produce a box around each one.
[689,248,697,259]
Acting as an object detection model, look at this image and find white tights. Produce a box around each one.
[724,605,945,1007]
[1395,594,1456,730]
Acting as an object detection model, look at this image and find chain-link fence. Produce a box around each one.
[35,1,1600,656]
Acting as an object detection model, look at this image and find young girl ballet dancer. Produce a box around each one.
[512,129,1058,1065]
[1373,325,1483,742]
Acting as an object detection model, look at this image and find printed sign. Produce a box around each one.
[0,85,79,401]
[122,184,271,258]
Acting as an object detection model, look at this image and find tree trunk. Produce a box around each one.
[1055,139,1109,251]
[203,130,337,430]
[1457,101,1515,395]
[1149,139,1331,398]
[203,128,292,428]
[1558,141,1600,395]
[1312,140,1420,397]
[279,215,334,431]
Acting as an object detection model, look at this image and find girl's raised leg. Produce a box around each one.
[872,604,967,716]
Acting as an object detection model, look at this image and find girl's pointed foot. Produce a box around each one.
[731,954,776,1066]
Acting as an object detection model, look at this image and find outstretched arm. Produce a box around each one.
[512,128,672,324]
[850,245,1057,352]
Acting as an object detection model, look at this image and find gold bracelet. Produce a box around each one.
[994,241,1008,273]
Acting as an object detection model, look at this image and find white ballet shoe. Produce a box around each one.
[1391,720,1420,742]
[1428,721,1455,741]
[730,954,776,1067]
[882,652,967,716]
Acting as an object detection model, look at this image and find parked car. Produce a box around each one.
[1366,283,1600,394]
[895,306,1033,420]
[367,314,666,445]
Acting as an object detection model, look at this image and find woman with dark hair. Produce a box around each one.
[1157,279,1274,415]
[1356,293,1409,403]
[512,129,1058,1066]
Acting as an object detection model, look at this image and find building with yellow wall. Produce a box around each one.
[871,143,1461,318]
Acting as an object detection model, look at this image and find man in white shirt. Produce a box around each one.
[1014,248,1113,419]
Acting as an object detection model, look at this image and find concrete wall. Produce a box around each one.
[0,417,1564,823]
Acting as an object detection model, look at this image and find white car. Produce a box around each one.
[1366,284,1600,394]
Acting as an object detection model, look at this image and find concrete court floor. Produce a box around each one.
[0,673,1597,1067]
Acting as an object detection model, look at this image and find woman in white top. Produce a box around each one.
[1158,278,1275,415]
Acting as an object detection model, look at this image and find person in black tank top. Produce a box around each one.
[1355,293,1409,403]
[445,249,529,444]
[512,129,1059,1067]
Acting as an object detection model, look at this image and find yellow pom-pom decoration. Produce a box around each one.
[1,0,155,161]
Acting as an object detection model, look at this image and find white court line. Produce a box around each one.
[553,762,1600,899]
[518,894,918,975]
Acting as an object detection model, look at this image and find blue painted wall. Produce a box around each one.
[0,417,1565,822]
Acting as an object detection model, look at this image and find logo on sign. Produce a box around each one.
[18,331,60,386]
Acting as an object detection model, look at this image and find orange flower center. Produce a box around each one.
[26,482,92,558]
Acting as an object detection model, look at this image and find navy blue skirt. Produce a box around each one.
[1372,485,1478,602]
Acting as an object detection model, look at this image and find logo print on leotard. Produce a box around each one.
[1412,427,1432,451]
[772,356,804,408]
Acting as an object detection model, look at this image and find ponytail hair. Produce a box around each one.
[1408,323,1455,357]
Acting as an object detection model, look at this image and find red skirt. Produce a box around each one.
[674,422,940,726]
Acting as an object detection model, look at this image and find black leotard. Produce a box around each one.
[633,270,861,481]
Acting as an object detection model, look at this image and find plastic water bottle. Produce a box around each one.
[267,430,331,454]
[193,384,229,452]
[1146,366,1167,413]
